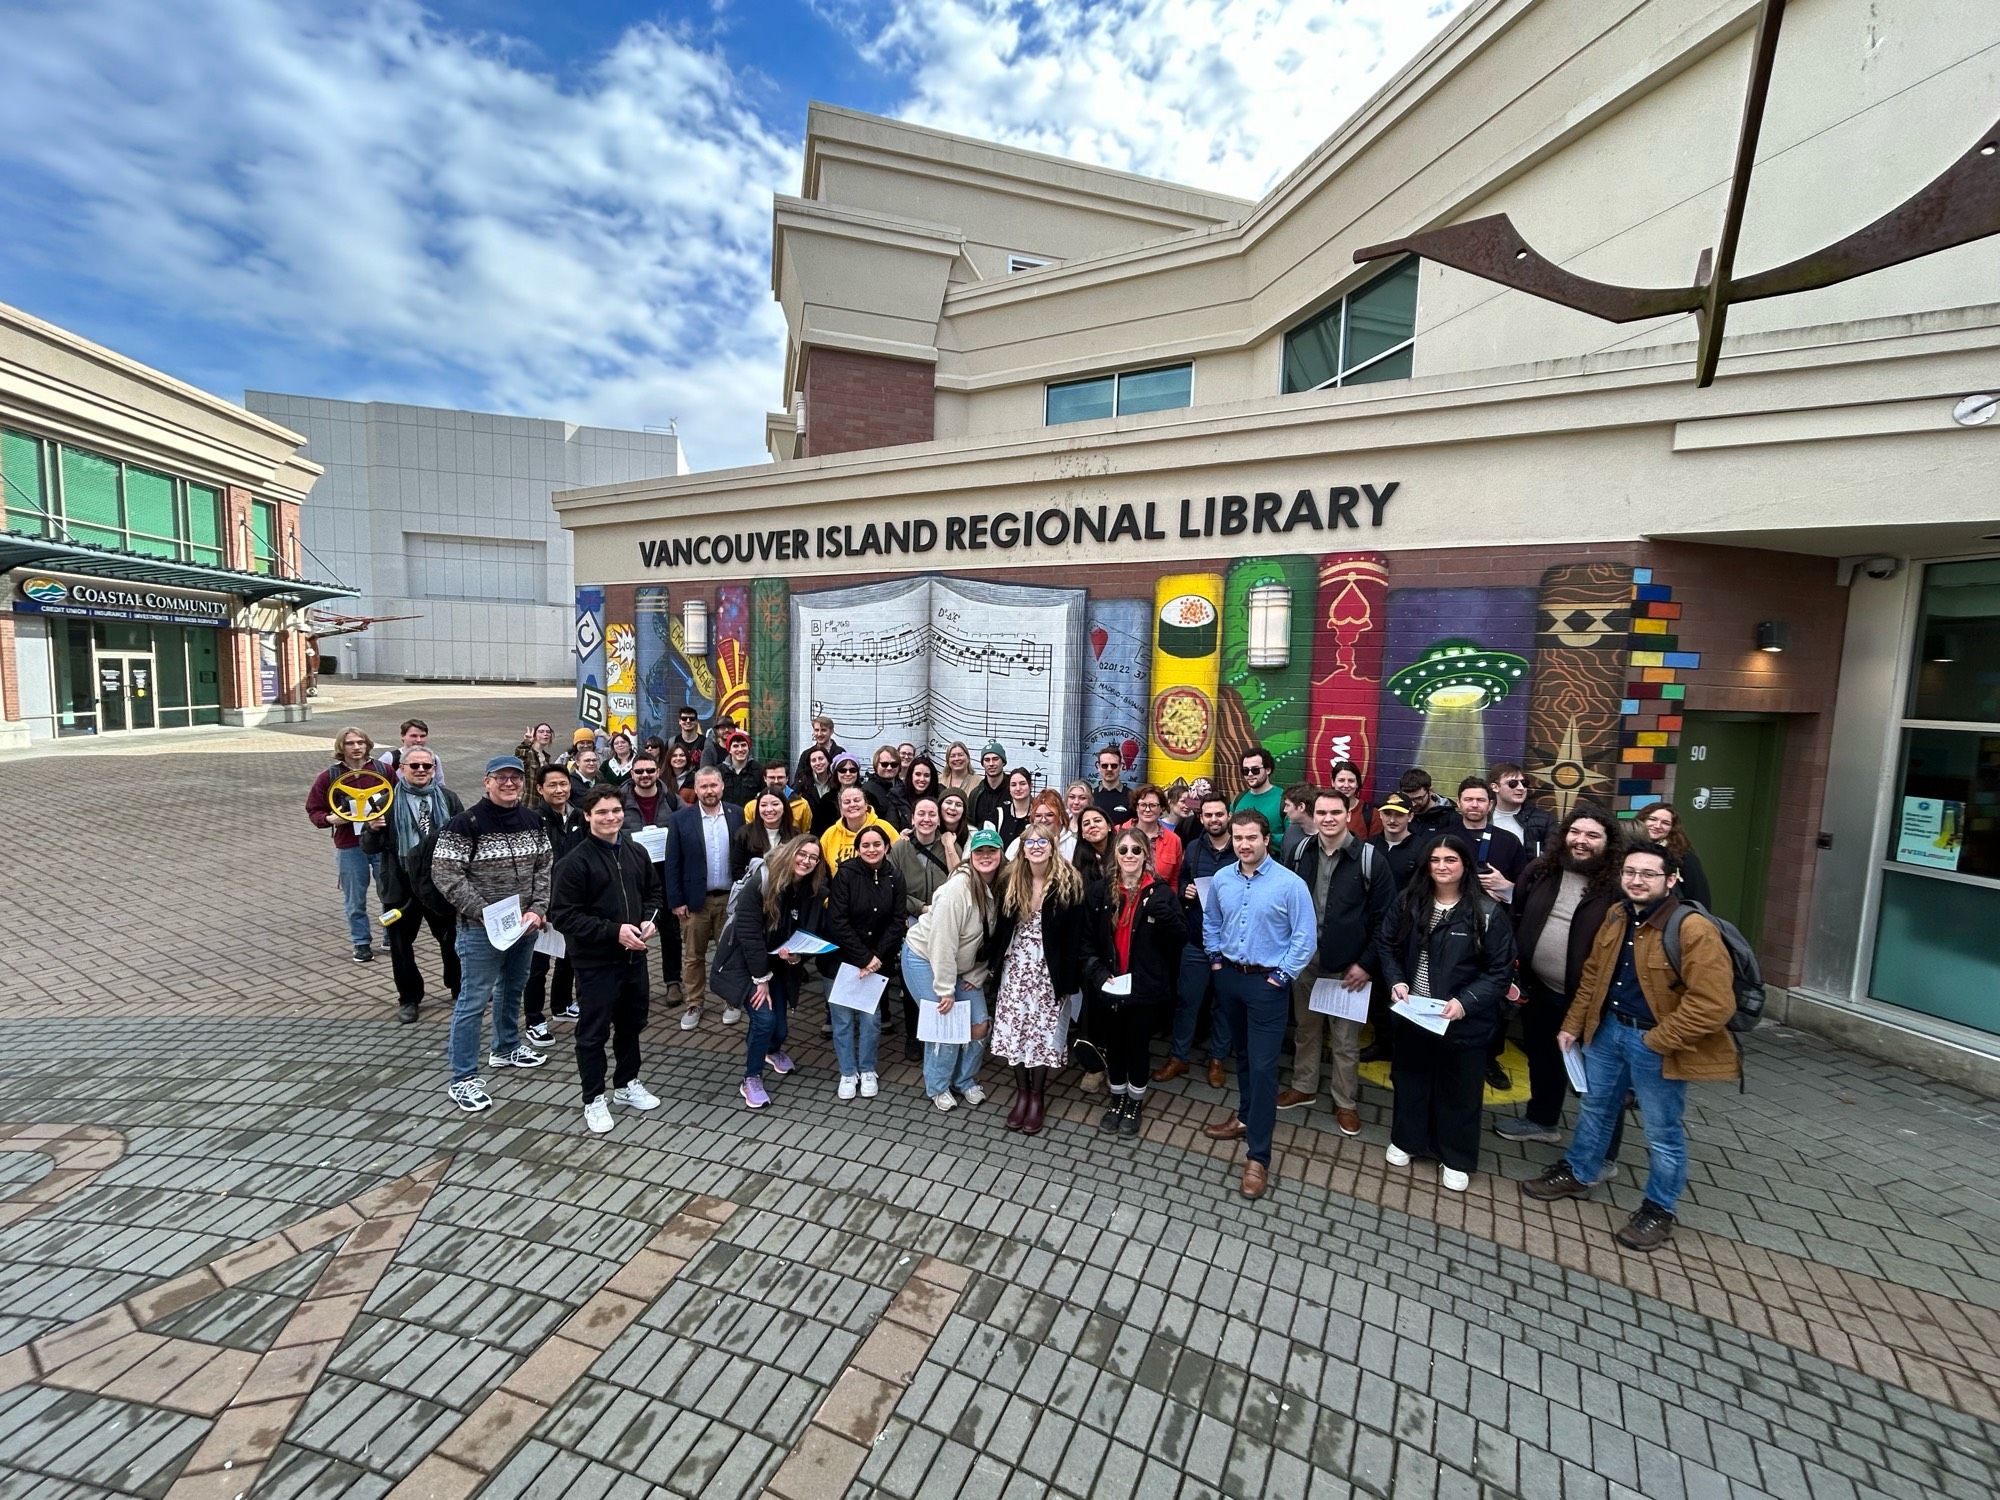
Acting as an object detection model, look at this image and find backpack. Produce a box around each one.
[722,856,767,936]
[1661,899,1765,1033]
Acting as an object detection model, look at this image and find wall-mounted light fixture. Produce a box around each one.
[1247,584,1291,668]
[1755,620,1789,654]
[683,599,710,657]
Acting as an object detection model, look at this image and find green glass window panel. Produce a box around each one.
[1046,376,1115,425]
[1869,869,2000,1035]
[1343,345,1414,386]
[55,621,96,734]
[1344,259,1418,370]
[1116,365,1192,416]
[1282,305,1341,393]
[1888,728,2000,880]
[125,465,177,542]
[3,429,47,535]
[60,446,123,546]
[252,501,277,575]
[188,630,221,710]
[1908,557,2000,723]
[156,630,190,710]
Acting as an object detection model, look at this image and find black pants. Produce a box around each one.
[1519,977,1571,1127]
[1389,1021,1486,1173]
[524,951,574,1025]
[1104,1003,1153,1094]
[658,912,682,994]
[387,905,459,1005]
[576,960,650,1103]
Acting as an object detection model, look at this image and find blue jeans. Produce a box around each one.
[450,925,533,1082]
[1565,1018,1690,1212]
[336,845,379,947]
[747,966,796,1079]
[1171,946,1233,1063]
[904,942,986,1096]
[1216,966,1289,1167]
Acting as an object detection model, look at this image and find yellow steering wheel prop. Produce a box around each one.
[329,768,397,833]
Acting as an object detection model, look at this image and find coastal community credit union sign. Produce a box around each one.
[12,575,232,627]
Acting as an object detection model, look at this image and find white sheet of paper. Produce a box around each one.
[534,926,566,957]
[1101,973,1132,997]
[1391,994,1451,1036]
[828,963,888,1014]
[1194,876,1213,909]
[632,826,669,862]
[776,930,837,957]
[481,895,526,950]
[1067,990,1084,1021]
[1564,1045,1589,1095]
[1310,977,1371,1021]
[917,998,973,1044]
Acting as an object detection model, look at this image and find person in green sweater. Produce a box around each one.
[1232,745,1284,829]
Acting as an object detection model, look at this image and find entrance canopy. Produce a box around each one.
[0,530,354,607]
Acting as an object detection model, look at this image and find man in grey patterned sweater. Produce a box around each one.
[432,755,556,1112]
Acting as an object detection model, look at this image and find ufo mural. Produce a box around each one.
[1386,638,1531,713]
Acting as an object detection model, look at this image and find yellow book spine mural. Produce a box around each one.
[1149,572,1225,782]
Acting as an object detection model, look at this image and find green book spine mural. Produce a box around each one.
[750,578,790,766]
[1218,556,1317,790]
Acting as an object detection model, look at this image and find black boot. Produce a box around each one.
[1099,1091,1126,1133]
[1120,1092,1143,1137]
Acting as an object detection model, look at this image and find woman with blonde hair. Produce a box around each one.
[904,830,1007,1110]
[712,834,827,1110]
[938,741,977,794]
[989,826,1090,1135]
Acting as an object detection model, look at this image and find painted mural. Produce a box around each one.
[580,554,1697,820]
[574,586,607,730]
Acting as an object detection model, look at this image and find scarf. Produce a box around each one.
[393,780,451,860]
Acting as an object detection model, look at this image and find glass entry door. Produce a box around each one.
[94,652,156,732]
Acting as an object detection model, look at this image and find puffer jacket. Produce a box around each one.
[1379,891,1517,1049]
[826,856,906,970]
[1563,895,1740,1082]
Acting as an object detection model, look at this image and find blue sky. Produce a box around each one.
[0,0,1461,471]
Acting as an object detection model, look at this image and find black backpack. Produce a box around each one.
[1661,899,1766,1033]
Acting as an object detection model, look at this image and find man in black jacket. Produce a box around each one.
[969,741,1011,830]
[1280,789,1392,1134]
[525,763,588,1044]
[361,748,462,1024]
[1496,804,1625,1145]
[1489,761,1554,863]
[551,787,665,1135]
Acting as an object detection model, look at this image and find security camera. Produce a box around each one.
[1860,556,1902,581]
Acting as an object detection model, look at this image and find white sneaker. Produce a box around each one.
[1440,1166,1470,1193]
[722,1006,742,1024]
[490,1045,546,1069]
[583,1096,613,1134]
[679,1008,701,1031]
[614,1081,661,1111]
[931,1092,957,1111]
[838,1074,858,1100]
[447,1078,491,1113]
[859,1072,879,1099]
[959,1084,986,1106]
[1385,1144,1412,1167]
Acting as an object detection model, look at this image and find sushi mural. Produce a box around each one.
[586,554,1675,817]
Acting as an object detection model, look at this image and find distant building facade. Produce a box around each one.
[246,393,685,682]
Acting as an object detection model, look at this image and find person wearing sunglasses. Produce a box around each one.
[672,705,709,765]
[1231,746,1283,830]
[1082,831,1186,1137]
[1488,762,1553,863]
[620,755,685,1012]
[988,827,1088,1135]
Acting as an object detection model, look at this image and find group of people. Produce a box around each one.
[307,709,1739,1252]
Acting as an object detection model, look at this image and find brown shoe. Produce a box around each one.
[1335,1108,1362,1136]
[1276,1088,1316,1110]
[1206,1060,1226,1089]
[1152,1057,1189,1083]
[1241,1161,1268,1198]
[1202,1116,1248,1141]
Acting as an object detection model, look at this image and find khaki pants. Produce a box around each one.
[679,890,728,1011]
[1291,959,1363,1108]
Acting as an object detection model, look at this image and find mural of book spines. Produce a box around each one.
[1525,561,1631,818]
[1616,568,1698,815]
[575,586,606,713]
[749,579,790,766]
[1307,553,1390,798]
[1082,597,1152,785]
[715,585,751,731]
[635,585,671,741]
[1375,586,1537,799]
[1149,572,1225,782]
[604,583,638,734]
[1218,556,1317,790]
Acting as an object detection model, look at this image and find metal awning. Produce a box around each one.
[0,529,355,606]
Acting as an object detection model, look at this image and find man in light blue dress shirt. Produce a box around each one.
[1200,808,1318,1199]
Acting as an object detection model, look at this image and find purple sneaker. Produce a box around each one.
[765,1051,796,1076]
[740,1077,770,1110]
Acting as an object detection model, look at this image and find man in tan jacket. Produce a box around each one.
[1521,840,1738,1251]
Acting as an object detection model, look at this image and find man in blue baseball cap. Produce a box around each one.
[430,754,556,1113]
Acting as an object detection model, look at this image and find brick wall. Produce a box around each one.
[801,349,934,457]
[0,610,19,722]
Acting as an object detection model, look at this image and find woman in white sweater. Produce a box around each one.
[901,828,1007,1110]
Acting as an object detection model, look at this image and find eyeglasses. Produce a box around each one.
[1022,836,1052,849]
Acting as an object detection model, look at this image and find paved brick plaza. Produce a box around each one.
[1,686,1998,1499]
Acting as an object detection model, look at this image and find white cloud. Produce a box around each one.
[825,0,1465,194]
[0,0,798,469]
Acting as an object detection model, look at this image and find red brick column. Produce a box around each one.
[0,610,21,721]
[801,348,934,457]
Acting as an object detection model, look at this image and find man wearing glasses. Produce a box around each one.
[431,755,555,1112]
[1232,746,1283,831]
[673,706,709,765]
[1091,745,1133,825]
[361,749,463,1024]
[1489,761,1554,863]
[621,755,685,1012]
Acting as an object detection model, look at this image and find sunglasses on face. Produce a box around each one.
[1500,778,1526,787]
[1241,764,1263,775]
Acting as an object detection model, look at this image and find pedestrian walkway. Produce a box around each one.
[1,688,1996,1498]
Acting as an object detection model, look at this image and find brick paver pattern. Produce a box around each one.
[1,686,1997,1498]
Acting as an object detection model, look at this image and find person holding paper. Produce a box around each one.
[1082,832,1186,1137]
[1378,834,1517,1192]
[711,835,827,1110]
[1280,789,1393,1136]
[430,755,556,1113]
[1154,792,1237,1088]
[522,763,586,1043]
[903,829,1006,1111]
[988,829,1089,1136]
[361,746,462,1025]
[824,826,906,1100]
[621,755,685,1015]
[889,796,959,1061]
[666,767,749,1031]
[549,786,664,1134]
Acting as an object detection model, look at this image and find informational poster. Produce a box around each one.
[259,633,280,705]
[1896,796,1963,871]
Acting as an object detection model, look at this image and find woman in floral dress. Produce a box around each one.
[988,830,1088,1135]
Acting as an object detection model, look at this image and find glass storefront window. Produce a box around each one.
[157,629,191,711]
[188,484,223,565]
[124,465,180,560]
[1869,870,2000,1035]
[1909,557,2000,723]
[3,428,48,535]
[61,447,124,548]
[54,620,96,735]
[251,500,279,575]
[1885,729,2000,879]
[189,630,222,724]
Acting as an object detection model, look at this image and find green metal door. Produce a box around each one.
[1676,712,1785,947]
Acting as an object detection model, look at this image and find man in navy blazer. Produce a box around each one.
[665,766,742,1030]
